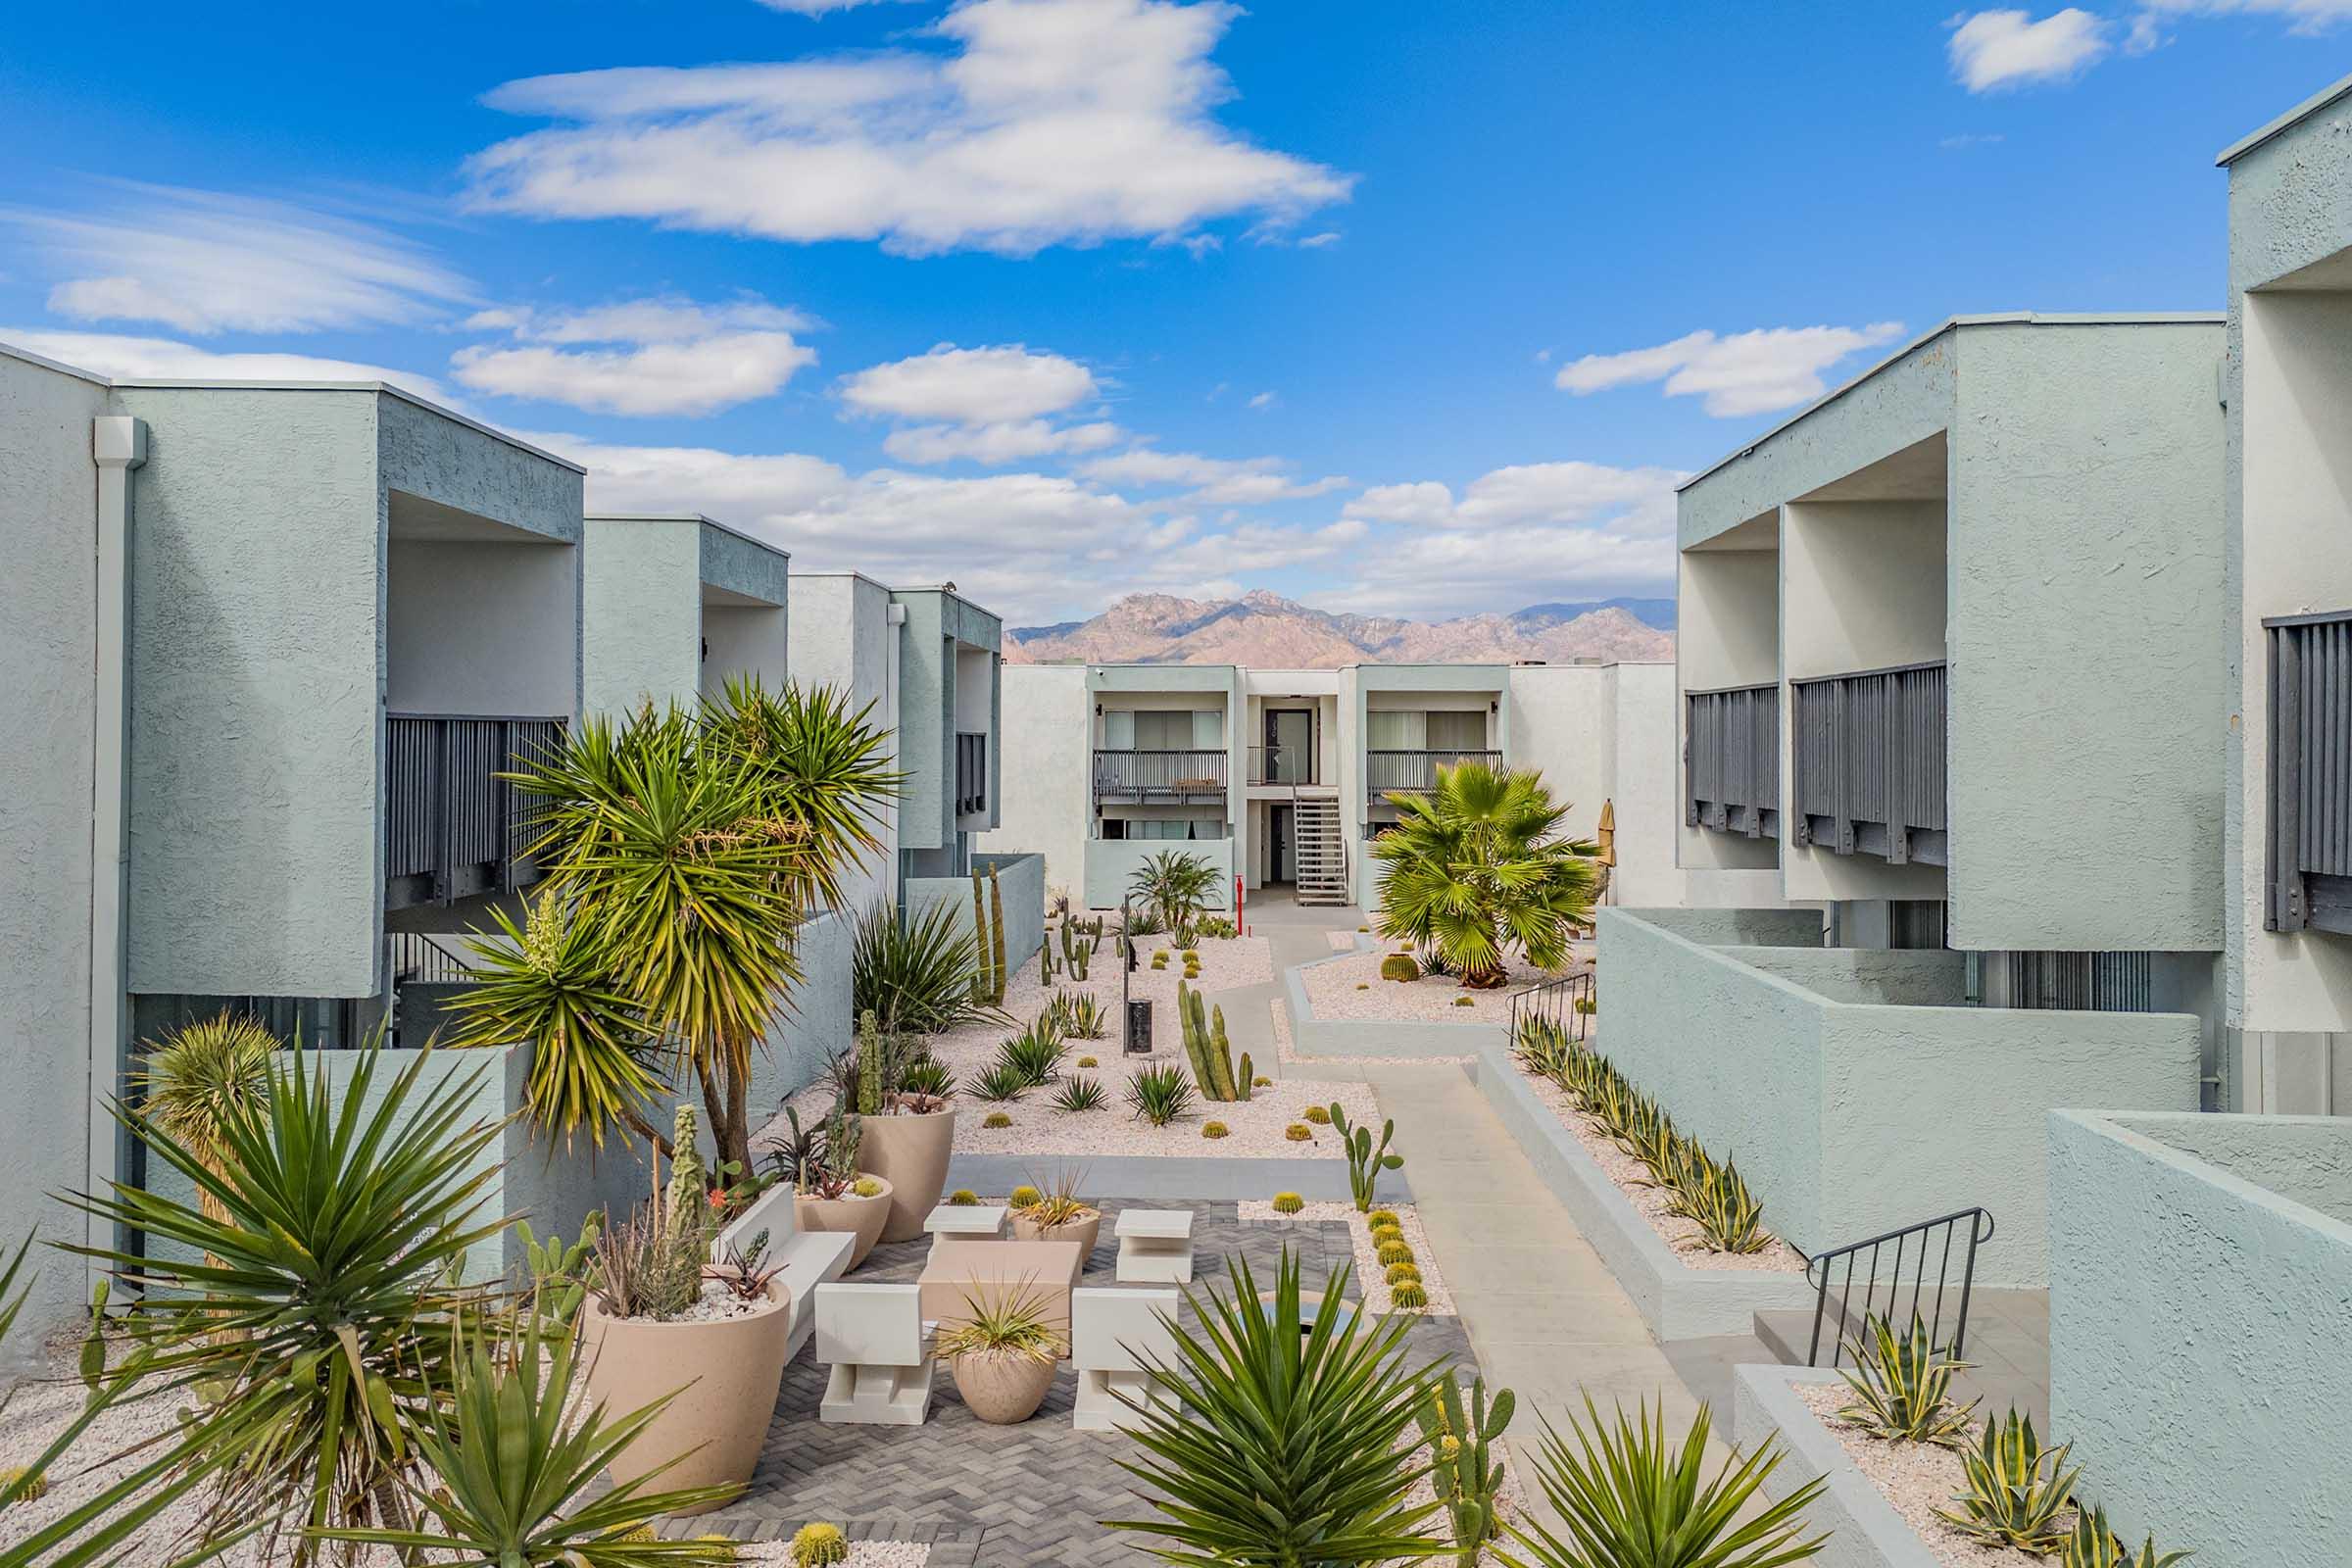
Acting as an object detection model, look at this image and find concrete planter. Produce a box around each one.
[580,1281,793,1514]
[950,1349,1059,1424]
[1729,1362,1945,1568]
[1282,948,1510,1059]
[858,1107,956,1242]
[1470,1042,1815,1339]
[795,1178,895,1269]
[1011,1207,1102,1264]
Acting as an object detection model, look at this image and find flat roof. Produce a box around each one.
[1677,312,2224,495]
[586,511,788,561]
[2217,72,2352,167]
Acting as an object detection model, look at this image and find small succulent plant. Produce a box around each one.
[1272,1192,1304,1213]
[0,1466,49,1502]
[1390,1280,1429,1309]
[1377,1241,1415,1267]
[1252,1075,1272,1087]
[1008,1184,1043,1208]
[1077,1054,1099,1068]
[2057,1506,2191,1568]
[1838,1313,1979,1447]
[948,1189,980,1205]
[1935,1407,2079,1554]
[1052,1073,1108,1114]
[1125,1063,1198,1127]
[1356,982,1370,990]
[1379,953,1421,982]
[1200,1120,1230,1139]
[1385,1261,1422,1285]
[1365,1208,1400,1226]
[791,1521,850,1566]
[852,1176,883,1199]
[1302,1105,1332,1125]
[1452,995,1476,1008]
[982,1111,1012,1129]
[1370,1222,1404,1247]
[1285,1123,1313,1142]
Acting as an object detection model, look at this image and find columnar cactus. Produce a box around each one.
[857,1009,884,1116]
[1330,1102,1404,1211]
[1177,981,1251,1102]
[1416,1373,1514,1563]
[987,864,1008,1005]
[970,870,993,1003]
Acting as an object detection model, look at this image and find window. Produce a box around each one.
[1106,709,1222,750]
[1426,710,1487,752]
[1102,816,1220,841]
[2266,612,2352,935]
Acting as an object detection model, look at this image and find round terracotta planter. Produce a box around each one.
[579,1282,791,1513]
[794,1177,895,1269]
[951,1350,1059,1424]
[858,1107,956,1243]
[1010,1208,1101,1260]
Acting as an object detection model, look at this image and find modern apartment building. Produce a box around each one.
[581,513,791,715]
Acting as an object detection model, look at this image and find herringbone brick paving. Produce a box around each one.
[689,1199,1474,1564]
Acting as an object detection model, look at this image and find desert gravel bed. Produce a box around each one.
[1797,1384,2059,1568]
[1268,996,1474,1069]
[1523,1070,1804,1274]
[741,1542,928,1567]
[1239,1200,1455,1316]
[1299,948,1577,1023]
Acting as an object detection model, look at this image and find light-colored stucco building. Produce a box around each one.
[581,513,791,716]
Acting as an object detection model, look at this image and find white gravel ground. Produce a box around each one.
[739,1539,929,1566]
[1797,1384,2060,1567]
[770,931,1376,1159]
[1239,1200,1455,1316]
[1300,948,1582,1024]
[1521,1070,1804,1274]
[1269,996,1474,1070]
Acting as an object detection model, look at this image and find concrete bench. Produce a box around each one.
[1114,1208,1195,1284]
[715,1183,854,1364]
[924,1202,1009,1241]
[1072,1286,1180,1432]
[815,1282,934,1426]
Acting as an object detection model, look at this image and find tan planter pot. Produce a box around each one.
[795,1177,895,1269]
[951,1349,1059,1424]
[579,1282,791,1513]
[858,1107,956,1243]
[1010,1208,1101,1262]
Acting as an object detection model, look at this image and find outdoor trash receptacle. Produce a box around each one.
[1126,999,1153,1054]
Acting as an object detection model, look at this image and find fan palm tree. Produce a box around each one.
[1127,850,1220,932]
[1370,760,1598,988]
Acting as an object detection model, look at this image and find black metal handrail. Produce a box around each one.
[956,730,989,816]
[1790,661,1946,865]
[1803,1205,1995,1367]
[1505,970,1594,1045]
[1367,748,1501,794]
[1093,748,1228,801]
[385,713,565,909]
[1686,682,1779,838]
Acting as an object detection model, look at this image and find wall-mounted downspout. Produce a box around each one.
[886,601,906,902]
[88,416,146,1282]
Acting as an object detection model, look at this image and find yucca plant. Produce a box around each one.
[310,1302,738,1565]
[1935,1407,2079,1554]
[851,897,990,1036]
[1125,1064,1197,1127]
[1105,1250,1449,1565]
[1046,990,1108,1040]
[1498,1396,1827,1568]
[899,1055,957,1099]
[128,1009,276,1251]
[1052,1073,1108,1114]
[62,1041,509,1562]
[1666,1149,1773,1255]
[968,1059,1033,1102]
[702,675,902,916]
[1837,1313,1978,1447]
[996,1017,1067,1087]
[2059,1506,2191,1568]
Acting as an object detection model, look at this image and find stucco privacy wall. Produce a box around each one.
[2049,1110,2352,1568]
[788,574,900,918]
[903,853,1047,989]
[112,387,386,999]
[581,516,699,715]
[746,909,854,1120]
[894,589,1003,854]
[0,348,110,1332]
[1947,321,2226,955]
[1597,908,2200,1281]
[973,663,1089,905]
[1086,838,1235,913]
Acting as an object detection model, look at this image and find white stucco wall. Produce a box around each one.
[581,516,699,716]
[972,663,1090,907]
[387,538,579,718]
[789,574,902,916]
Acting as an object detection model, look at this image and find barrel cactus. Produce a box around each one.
[1285,1123,1313,1142]
[1390,1280,1429,1309]
[1377,1240,1415,1267]
[1008,1185,1042,1208]
[1272,1192,1304,1214]
[791,1523,850,1566]
[1380,953,1421,983]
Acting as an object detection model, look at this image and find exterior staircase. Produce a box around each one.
[1294,796,1348,905]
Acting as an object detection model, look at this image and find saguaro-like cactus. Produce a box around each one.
[987,864,1008,1005]
[970,870,993,1003]
[1417,1373,1514,1563]
[1176,981,1250,1102]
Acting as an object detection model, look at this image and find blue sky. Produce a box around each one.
[0,2,2337,623]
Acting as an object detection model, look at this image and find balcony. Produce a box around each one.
[1366,749,1501,796]
[385,714,565,910]
[1247,744,1319,787]
[955,730,989,817]
[2265,611,2352,934]
[1092,748,1227,804]
[1686,682,1780,838]
[1789,661,1947,865]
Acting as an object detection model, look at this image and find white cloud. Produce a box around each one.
[1938,131,2007,149]
[2130,0,2352,47]
[841,343,1097,422]
[5,186,470,335]
[755,0,906,12]
[1297,231,1342,248]
[1078,447,1348,505]
[1946,10,2111,92]
[1247,390,1276,410]
[1,326,453,404]
[466,0,1352,256]
[1348,463,1683,535]
[883,417,1120,465]
[450,295,815,416]
[1554,321,1905,417]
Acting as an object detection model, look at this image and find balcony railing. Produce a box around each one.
[1093,748,1228,803]
[956,730,989,817]
[2266,611,2352,934]
[1247,744,1319,787]
[1366,749,1500,796]
[1686,682,1780,838]
[1789,661,1947,865]
[385,714,565,910]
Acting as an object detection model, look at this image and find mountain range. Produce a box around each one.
[1005,591,1676,667]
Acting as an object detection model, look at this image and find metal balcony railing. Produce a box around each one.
[1686,682,1780,838]
[1366,749,1501,795]
[1093,748,1228,803]
[1247,744,1318,787]
[956,731,989,817]
[384,714,565,910]
[1789,661,1947,865]
[2266,611,2352,935]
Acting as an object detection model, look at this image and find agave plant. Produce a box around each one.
[996,1017,1068,1088]
[1498,1396,1828,1568]
[2059,1505,2192,1568]
[851,897,990,1036]
[1837,1313,1979,1447]
[1125,1064,1197,1127]
[967,1059,1033,1103]
[1052,1073,1108,1114]
[310,1302,738,1566]
[62,1042,508,1562]
[1105,1249,1449,1564]
[1665,1148,1773,1255]
[1045,990,1108,1040]
[1935,1407,2079,1554]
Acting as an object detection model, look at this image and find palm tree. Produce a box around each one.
[1370,760,1598,989]
[1127,850,1220,932]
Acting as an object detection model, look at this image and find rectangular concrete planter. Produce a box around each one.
[1731,1362,1945,1568]
[1469,1042,1816,1340]
[1283,950,1511,1059]
[904,851,1047,990]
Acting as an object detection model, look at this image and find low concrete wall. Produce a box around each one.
[1596,908,2201,1284]
[1735,947,1967,1006]
[1285,948,1510,1059]
[1623,905,1825,947]
[749,909,854,1125]
[1082,838,1235,914]
[1732,1363,1944,1568]
[947,1152,1409,1204]
[1472,1043,1814,1338]
[904,851,1047,984]
[2049,1110,2352,1568]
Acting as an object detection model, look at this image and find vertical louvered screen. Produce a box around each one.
[385,714,565,906]
[1789,662,1947,862]
[1685,683,1780,836]
[2267,612,2352,932]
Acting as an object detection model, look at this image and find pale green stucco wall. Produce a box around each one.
[1085,837,1235,913]
[1597,908,2201,1282]
[582,516,700,716]
[2049,1109,2352,1567]
[893,589,1003,854]
[905,852,1047,985]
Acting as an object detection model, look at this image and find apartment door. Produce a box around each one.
[1265,708,1313,784]
[1268,804,1296,883]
